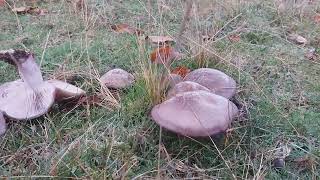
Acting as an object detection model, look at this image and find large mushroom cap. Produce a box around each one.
[167,81,211,99]
[100,68,135,89]
[151,91,239,137]
[184,68,237,99]
[0,80,55,120]
[48,79,85,101]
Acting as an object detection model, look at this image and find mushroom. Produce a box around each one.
[0,49,85,133]
[48,79,85,101]
[151,91,239,137]
[0,111,7,136]
[0,50,56,120]
[100,68,135,89]
[167,81,211,99]
[184,68,237,99]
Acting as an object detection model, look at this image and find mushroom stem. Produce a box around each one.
[0,111,7,136]
[0,49,44,89]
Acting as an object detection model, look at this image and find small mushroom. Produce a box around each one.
[0,111,7,136]
[48,79,85,101]
[151,91,239,137]
[100,68,135,89]
[167,81,210,99]
[184,68,237,99]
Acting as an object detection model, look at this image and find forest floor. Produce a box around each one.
[0,0,320,179]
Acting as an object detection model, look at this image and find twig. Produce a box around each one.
[176,0,193,51]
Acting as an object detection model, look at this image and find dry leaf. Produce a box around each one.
[228,34,241,42]
[314,14,320,23]
[73,0,85,10]
[171,66,190,77]
[0,0,5,7]
[12,6,48,15]
[111,24,143,35]
[147,36,175,44]
[12,7,30,13]
[150,46,182,65]
[288,33,307,45]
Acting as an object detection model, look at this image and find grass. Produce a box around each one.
[0,0,320,179]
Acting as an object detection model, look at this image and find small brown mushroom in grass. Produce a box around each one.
[100,68,135,89]
[184,68,237,99]
[151,91,239,137]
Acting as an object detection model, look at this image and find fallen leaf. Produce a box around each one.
[171,66,190,77]
[12,6,48,15]
[147,35,175,44]
[314,14,320,23]
[288,33,307,45]
[150,46,182,65]
[78,95,103,106]
[29,8,48,15]
[111,24,143,35]
[73,0,85,10]
[12,7,30,13]
[228,34,241,42]
[0,0,5,7]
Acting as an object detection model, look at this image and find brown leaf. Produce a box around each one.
[12,7,31,13]
[0,0,5,7]
[228,34,241,43]
[12,6,48,15]
[111,24,143,35]
[171,66,190,77]
[147,35,175,44]
[314,14,320,23]
[150,46,182,65]
[288,33,307,45]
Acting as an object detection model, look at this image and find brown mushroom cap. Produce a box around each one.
[0,80,55,120]
[151,91,239,137]
[0,111,6,136]
[167,81,211,99]
[48,79,85,101]
[184,68,237,99]
[100,68,135,89]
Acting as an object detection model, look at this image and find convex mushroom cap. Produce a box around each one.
[184,68,237,99]
[48,79,85,101]
[167,81,210,99]
[151,91,239,137]
[100,68,135,89]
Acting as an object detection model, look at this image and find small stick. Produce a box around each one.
[176,0,193,51]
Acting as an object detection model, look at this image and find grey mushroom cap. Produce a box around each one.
[151,91,239,137]
[167,81,211,99]
[48,79,85,101]
[0,80,56,120]
[184,68,237,99]
[100,68,135,89]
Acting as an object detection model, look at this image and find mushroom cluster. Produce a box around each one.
[0,50,85,135]
[151,68,239,137]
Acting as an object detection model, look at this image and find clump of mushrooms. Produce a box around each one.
[151,68,239,137]
[0,49,85,135]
